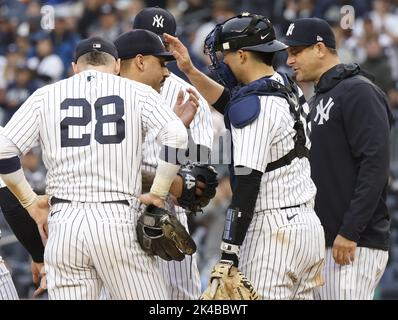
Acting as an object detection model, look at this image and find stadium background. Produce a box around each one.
[0,0,398,299]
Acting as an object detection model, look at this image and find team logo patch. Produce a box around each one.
[286,23,295,36]
[93,43,101,49]
[313,97,334,125]
[184,174,195,190]
[152,14,164,28]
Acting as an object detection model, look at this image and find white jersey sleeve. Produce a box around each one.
[1,89,44,154]
[161,73,213,149]
[140,88,187,149]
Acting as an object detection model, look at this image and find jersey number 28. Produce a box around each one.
[60,96,125,147]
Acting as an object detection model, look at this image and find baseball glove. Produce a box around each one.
[177,163,218,213]
[136,205,196,261]
[200,260,258,300]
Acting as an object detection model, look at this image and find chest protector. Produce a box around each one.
[225,74,309,172]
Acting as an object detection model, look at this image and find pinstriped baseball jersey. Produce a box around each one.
[314,247,388,300]
[142,72,213,172]
[231,72,316,212]
[1,70,180,201]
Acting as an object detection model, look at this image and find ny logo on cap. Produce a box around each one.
[317,35,323,41]
[152,14,164,28]
[286,23,295,36]
[93,43,101,49]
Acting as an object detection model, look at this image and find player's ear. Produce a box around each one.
[238,50,247,64]
[134,54,145,72]
[114,58,121,75]
[71,62,79,74]
[314,42,326,57]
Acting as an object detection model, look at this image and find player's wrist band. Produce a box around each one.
[220,252,239,267]
[220,241,240,258]
[221,242,240,267]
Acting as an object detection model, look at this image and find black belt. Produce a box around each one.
[50,197,129,206]
[280,204,301,210]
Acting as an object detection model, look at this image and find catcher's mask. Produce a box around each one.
[204,12,288,90]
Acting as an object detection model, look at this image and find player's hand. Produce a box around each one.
[173,88,200,128]
[164,33,195,75]
[139,193,165,208]
[332,234,357,265]
[26,195,50,245]
[31,261,47,297]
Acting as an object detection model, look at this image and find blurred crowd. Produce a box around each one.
[1,0,398,299]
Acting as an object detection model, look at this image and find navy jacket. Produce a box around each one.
[308,63,392,250]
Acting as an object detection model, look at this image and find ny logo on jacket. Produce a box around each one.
[313,97,334,125]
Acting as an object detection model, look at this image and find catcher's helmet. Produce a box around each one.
[210,13,287,54]
[204,13,287,89]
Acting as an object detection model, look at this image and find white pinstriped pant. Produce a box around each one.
[239,202,325,300]
[157,203,201,300]
[0,256,18,300]
[100,202,202,300]
[44,201,168,300]
[314,247,388,300]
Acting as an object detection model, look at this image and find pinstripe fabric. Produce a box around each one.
[1,70,179,202]
[231,73,316,212]
[157,205,201,300]
[45,201,168,300]
[141,73,211,299]
[0,256,18,300]
[0,71,184,300]
[314,247,388,300]
[239,202,325,300]
[142,72,213,172]
[0,127,4,188]
[0,137,18,299]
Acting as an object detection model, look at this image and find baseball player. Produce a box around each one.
[0,168,19,299]
[164,13,325,300]
[284,18,392,300]
[131,7,213,300]
[0,36,189,300]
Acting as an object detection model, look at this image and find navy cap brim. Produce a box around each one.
[154,52,175,61]
[242,39,288,53]
[282,38,315,47]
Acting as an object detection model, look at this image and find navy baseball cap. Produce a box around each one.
[114,29,175,61]
[74,36,118,63]
[283,18,336,49]
[133,7,177,38]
